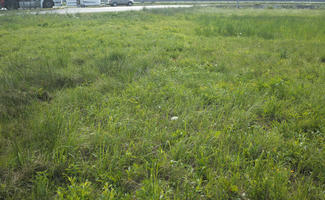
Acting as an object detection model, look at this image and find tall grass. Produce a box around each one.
[195,15,325,40]
[0,7,324,199]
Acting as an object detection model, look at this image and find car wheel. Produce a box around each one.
[112,2,117,6]
[127,1,133,6]
[43,0,54,8]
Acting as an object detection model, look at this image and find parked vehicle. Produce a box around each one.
[3,0,54,9]
[65,0,103,7]
[109,0,133,6]
[80,0,101,7]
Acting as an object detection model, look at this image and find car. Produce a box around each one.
[80,0,101,7]
[109,0,133,6]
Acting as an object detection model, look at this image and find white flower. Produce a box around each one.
[171,116,178,121]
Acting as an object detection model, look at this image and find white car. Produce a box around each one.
[80,0,101,7]
[109,0,133,6]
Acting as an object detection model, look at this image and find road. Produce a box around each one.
[36,5,193,14]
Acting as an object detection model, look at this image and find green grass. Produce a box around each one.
[0,7,325,199]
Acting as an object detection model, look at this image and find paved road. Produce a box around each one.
[36,5,193,14]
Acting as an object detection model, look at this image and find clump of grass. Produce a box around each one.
[195,14,325,40]
[320,55,325,63]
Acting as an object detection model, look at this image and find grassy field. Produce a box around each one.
[0,7,325,199]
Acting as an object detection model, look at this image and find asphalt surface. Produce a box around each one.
[36,5,193,14]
